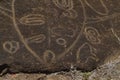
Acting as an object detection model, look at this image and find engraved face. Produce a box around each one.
[0,0,120,72]
[12,0,84,63]
[12,0,120,66]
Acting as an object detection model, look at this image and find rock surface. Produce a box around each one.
[0,55,120,80]
[0,0,120,72]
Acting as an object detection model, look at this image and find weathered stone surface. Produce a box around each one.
[0,0,120,73]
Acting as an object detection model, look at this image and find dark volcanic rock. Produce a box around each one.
[0,0,120,73]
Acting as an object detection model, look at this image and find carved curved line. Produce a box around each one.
[76,43,99,63]
[0,3,12,19]
[89,46,99,62]
[52,0,74,10]
[62,9,78,19]
[76,43,88,62]
[43,50,56,64]
[85,55,99,63]
[3,41,13,54]
[3,41,19,54]
[2,0,12,5]
[66,27,77,38]
[0,6,12,12]
[0,9,12,19]
[26,34,46,44]
[19,14,45,26]
[84,27,101,44]
[85,13,120,24]
[85,0,109,15]
[12,0,43,63]
[58,0,87,59]
[84,27,100,36]
[111,28,120,43]
[56,38,67,46]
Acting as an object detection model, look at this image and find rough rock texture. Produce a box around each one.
[88,55,120,80]
[0,55,120,80]
[0,0,120,73]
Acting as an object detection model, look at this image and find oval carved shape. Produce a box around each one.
[19,14,45,26]
[85,0,109,15]
[56,38,67,46]
[26,34,46,44]
[84,27,101,44]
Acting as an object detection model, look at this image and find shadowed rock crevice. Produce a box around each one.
[0,64,9,76]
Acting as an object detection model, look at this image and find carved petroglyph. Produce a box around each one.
[66,27,77,38]
[51,26,76,38]
[0,7,12,19]
[12,0,43,63]
[52,0,74,10]
[19,14,45,26]
[85,45,99,63]
[111,28,120,44]
[0,0,120,72]
[43,50,56,64]
[0,1,12,19]
[62,9,78,19]
[85,0,109,15]
[84,27,101,44]
[76,43,99,63]
[85,13,120,24]
[25,34,46,44]
[58,0,87,60]
[11,0,87,64]
[52,0,78,19]
[3,41,19,54]
[56,38,67,46]
[85,55,99,64]
[0,6,12,13]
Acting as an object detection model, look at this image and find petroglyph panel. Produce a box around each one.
[0,0,120,73]
[3,41,20,54]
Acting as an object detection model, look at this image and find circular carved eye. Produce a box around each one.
[56,38,67,46]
